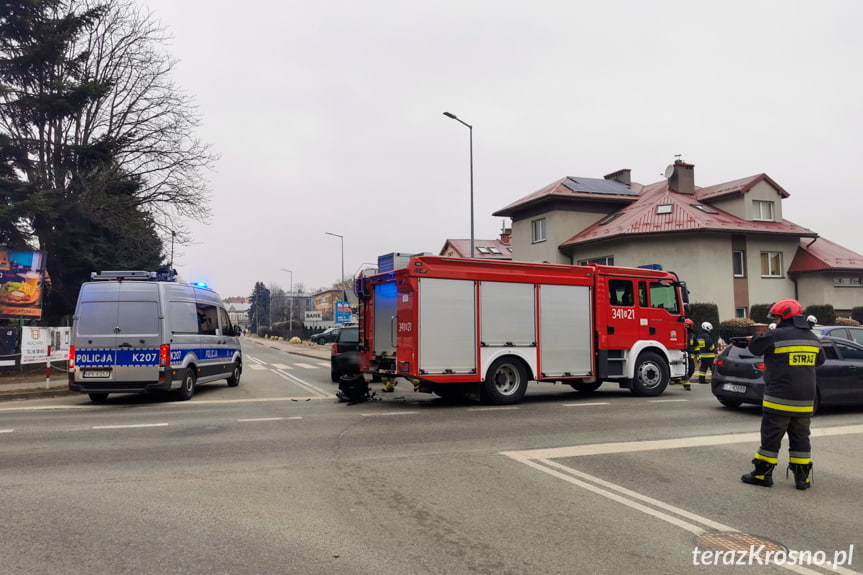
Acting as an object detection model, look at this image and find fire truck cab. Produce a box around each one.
[354,256,690,404]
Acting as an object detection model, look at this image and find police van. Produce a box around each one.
[68,270,243,402]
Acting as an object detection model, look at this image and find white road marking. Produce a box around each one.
[360,411,419,417]
[271,363,292,369]
[1,429,14,433]
[237,416,302,422]
[467,406,519,412]
[317,362,330,368]
[273,369,333,398]
[92,423,169,430]
[647,399,690,403]
[247,364,268,371]
[562,402,610,407]
[503,425,863,575]
[294,362,317,369]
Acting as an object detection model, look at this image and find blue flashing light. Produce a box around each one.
[191,281,209,288]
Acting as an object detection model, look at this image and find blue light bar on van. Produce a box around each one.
[191,281,208,288]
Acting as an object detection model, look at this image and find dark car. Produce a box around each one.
[811,325,863,345]
[711,335,863,410]
[310,327,341,345]
[330,326,360,382]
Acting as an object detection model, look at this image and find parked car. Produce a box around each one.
[310,327,341,345]
[330,326,360,382]
[711,335,863,410]
[811,325,863,345]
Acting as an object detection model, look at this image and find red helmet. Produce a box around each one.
[684,319,695,328]
[768,299,803,320]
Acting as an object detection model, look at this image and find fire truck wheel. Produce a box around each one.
[570,381,602,393]
[482,357,528,404]
[176,368,196,401]
[631,352,669,397]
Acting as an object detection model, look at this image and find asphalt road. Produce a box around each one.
[2,340,861,575]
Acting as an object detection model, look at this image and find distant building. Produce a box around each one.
[493,161,863,319]
[440,226,513,260]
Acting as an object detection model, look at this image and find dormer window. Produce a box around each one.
[477,247,490,254]
[753,200,775,221]
[692,204,719,214]
[656,204,673,215]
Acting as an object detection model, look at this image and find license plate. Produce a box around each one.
[82,370,111,378]
[722,383,747,393]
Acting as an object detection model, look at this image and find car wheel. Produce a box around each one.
[570,381,602,393]
[177,368,196,401]
[226,362,241,387]
[331,370,340,383]
[718,398,743,408]
[88,392,109,403]
[481,357,528,405]
[631,352,669,397]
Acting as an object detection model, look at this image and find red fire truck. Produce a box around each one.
[354,256,691,404]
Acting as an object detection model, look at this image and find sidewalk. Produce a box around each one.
[0,337,332,401]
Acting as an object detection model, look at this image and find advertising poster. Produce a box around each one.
[0,247,47,319]
[20,327,49,365]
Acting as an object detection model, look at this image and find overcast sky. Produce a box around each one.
[139,0,863,298]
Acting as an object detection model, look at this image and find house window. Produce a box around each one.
[834,277,863,287]
[488,247,502,254]
[656,204,673,214]
[598,213,623,226]
[477,247,490,254]
[532,218,546,243]
[578,256,614,266]
[760,251,783,277]
[735,307,748,318]
[693,204,719,214]
[753,200,775,221]
[732,251,745,277]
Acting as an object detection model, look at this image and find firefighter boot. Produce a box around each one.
[683,383,691,391]
[741,459,775,487]
[788,462,813,490]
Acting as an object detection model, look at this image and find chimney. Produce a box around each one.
[499,221,511,245]
[667,160,695,195]
[604,168,631,187]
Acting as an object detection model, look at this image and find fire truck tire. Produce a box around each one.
[482,357,528,404]
[176,368,196,401]
[631,352,669,397]
[570,381,602,393]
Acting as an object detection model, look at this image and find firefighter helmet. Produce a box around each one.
[768,299,803,320]
[701,321,713,331]
[685,319,695,328]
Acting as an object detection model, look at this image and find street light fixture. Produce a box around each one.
[443,111,474,258]
[280,268,293,337]
[325,232,346,301]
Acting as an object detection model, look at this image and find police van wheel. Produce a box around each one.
[631,352,669,397]
[481,357,528,405]
[88,393,109,403]
[227,362,241,387]
[177,369,196,401]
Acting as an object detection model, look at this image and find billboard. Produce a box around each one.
[0,248,47,319]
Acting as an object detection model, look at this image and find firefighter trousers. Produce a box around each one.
[755,413,812,465]
[697,357,714,383]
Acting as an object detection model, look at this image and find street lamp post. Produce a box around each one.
[443,111,474,258]
[281,268,293,337]
[325,232,346,301]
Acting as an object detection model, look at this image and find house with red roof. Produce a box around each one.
[493,161,863,320]
[439,226,513,260]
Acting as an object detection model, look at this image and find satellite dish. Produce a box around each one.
[664,164,675,179]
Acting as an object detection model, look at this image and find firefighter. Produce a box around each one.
[695,322,717,384]
[680,319,697,390]
[740,299,825,490]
